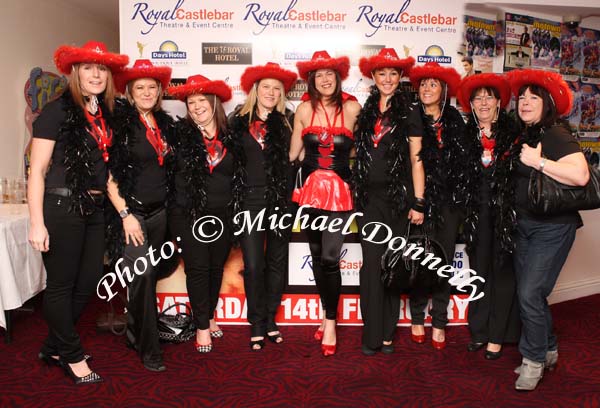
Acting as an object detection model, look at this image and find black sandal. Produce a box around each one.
[249,339,265,351]
[267,332,283,344]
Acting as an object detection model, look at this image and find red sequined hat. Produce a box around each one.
[506,68,572,116]
[240,62,298,94]
[114,59,172,94]
[167,74,232,102]
[358,48,415,78]
[54,41,129,75]
[457,73,511,113]
[296,50,350,81]
[408,62,461,97]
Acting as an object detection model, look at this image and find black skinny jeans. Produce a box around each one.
[169,207,231,330]
[305,210,351,321]
[409,206,461,329]
[41,193,105,364]
[357,192,408,349]
[239,209,289,337]
[123,208,167,366]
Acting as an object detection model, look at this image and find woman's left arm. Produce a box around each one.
[520,142,590,186]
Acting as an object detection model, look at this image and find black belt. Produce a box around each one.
[46,188,105,205]
[131,204,165,219]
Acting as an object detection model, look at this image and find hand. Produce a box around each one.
[123,215,144,247]
[408,209,424,225]
[520,142,543,169]
[29,223,50,252]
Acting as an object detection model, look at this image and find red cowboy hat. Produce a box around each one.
[457,73,511,113]
[54,40,129,75]
[358,48,415,78]
[114,59,172,94]
[408,62,461,97]
[167,74,232,102]
[506,69,572,116]
[240,62,298,94]
[296,50,350,81]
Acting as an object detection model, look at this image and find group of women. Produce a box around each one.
[28,40,589,392]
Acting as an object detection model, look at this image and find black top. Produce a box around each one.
[302,132,354,183]
[173,134,233,211]
[369,114,397,187]
[243,122,267,189]
[33,97,108,190]
[515,124,582,225]
[406,106,425,138]
[129,123,167,207]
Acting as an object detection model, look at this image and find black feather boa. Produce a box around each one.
[418,104,477,232]
[60,90,113,215]
[353,86,411,216]
[227,109,293,237]
[462,109,520,252]
[105,99,175,264]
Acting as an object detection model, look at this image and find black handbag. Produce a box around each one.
[157,303,196,343]
[528,163,600,215]
[380,224,448,290]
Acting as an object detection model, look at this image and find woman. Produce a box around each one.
[407,62,477,350]
[457,73,521,360]
[108,59,174,372]
[167,75,236,354]
[229,63,297,350]
[28,41,127,384]
[290,51,361,356]
[506,69,589,391]
[354,48,423,355]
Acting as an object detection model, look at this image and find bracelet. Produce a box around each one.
[539,158,547,173]
[412,197,426,213]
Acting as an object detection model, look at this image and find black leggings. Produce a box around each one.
[123,208,167,366]
[169,207,231,331]
[41,194,105,364]
[409,206,461,329]
[239,209,289,337]
[305,210,351,320]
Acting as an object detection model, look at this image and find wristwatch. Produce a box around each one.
[539,158,547,172]
[119,207,131,219]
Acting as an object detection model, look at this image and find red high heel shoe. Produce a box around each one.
[314,328,324,341]
[411,333,426,344]
[321,344,336,356]
[432,339,446,350]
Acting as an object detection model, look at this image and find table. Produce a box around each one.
[0,204,46,340]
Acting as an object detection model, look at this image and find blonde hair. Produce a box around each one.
[69,63,116,112]
[125,78,163,112]
[239,79,288,126]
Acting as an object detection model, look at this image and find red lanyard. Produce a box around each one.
[249,120,266,150]
[84,107,112,162]
[318,101,341,152]
[433,122,443,148]
[203,130,226,174]
[480,129,496,151]
[372,117,386,148]
[139,113,167,166]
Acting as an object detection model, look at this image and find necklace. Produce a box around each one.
[84,107,112,162]
[203,129,226,173]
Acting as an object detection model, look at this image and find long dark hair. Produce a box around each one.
[185,93,228,136]
[307,69,343,111]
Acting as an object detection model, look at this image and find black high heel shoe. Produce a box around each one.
[61,360,103,385]
[38,352,62,367]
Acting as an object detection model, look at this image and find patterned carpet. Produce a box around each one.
[1,294,599,408]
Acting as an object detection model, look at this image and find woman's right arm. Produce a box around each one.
[289,102,308,162]
[27,138,55,252]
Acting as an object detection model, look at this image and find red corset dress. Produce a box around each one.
[293,105,354,212]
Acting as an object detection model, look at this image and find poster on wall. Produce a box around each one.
[121,0,468,323]
[579,81,600,135]
[560,25,585,77]
[461,15,496,74]
[504,13,533,70]
[565,79,582,133]
[530,18,561,71]
[582,28,600,80]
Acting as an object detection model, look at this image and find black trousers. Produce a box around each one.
[467,202,520,344]
[169,207,230,330]
[41,193,105,364]
[239,209,289,337]
[409,206,460,329]
[357,193,407,348]
[123,208,167,366]
[305,210,351,321]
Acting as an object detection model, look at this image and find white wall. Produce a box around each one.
[0,0,119,178]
